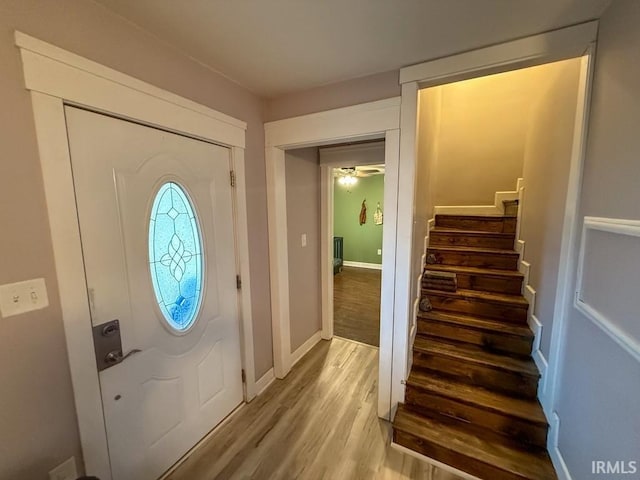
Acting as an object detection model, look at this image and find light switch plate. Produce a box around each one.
[0,278,49,318]
[377,249,382,255]
[49,456,77,480]
[301,233,307,247]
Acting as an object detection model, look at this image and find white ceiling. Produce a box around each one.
[93,0,611,98]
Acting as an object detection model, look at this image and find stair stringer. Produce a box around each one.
[408,218,435,378]
[513,178,551,419]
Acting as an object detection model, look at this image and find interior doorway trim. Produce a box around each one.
[396,23,597,479]
[264,98,400,419]
[15,32,256,480]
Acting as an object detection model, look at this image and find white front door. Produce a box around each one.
[65,106,244,480]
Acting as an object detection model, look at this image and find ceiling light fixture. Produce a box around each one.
[338,175,357,186]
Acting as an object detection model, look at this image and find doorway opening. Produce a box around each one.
[280,141,385,353]
[393,53,592,477]
[327,144,385,347]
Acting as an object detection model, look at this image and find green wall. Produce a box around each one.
[334,174,384,264]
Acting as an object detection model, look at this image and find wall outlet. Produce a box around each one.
[377,249,382,255]
[301,233,307,247]
[0,278,49,318]
[49,456,77,480]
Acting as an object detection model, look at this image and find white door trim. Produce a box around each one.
[543,48,597,416]
[397,27,596,479]
[16,32,256,480]
[264,98,400,419]
[320,164,335,341]
[400,21,598,86]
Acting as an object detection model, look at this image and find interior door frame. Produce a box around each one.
[264,98,400,419]
[397,21,597,479]
[15,32,257,480]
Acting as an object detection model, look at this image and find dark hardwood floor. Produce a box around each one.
[334,266,382,347]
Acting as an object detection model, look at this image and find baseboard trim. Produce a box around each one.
[433,183,520,217]
[291,330,323,367]
[391,442,482,480]
[342,260,382,270]
[548,412,573,480]
[255,368,275,396]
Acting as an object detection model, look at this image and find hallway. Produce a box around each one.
[167,338,460,479]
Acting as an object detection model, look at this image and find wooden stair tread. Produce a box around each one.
[413,336,539,377]
[407,370,546,424]
[393,404,557,480]
[417,310,533,338]
[422,288,529,307]
[431,227,516,237]
[425,263,524,279]
[428,245,519,256]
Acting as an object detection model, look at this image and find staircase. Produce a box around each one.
[392,213,557,480]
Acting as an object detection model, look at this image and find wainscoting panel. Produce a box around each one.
[576,217,640,362]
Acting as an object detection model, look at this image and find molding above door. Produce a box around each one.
[16,31,255,480]
[399,21,598,86]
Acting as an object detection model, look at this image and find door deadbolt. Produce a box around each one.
[102,322,120,337]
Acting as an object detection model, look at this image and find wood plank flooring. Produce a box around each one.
[167,338,461,480]
[334,266,381,346]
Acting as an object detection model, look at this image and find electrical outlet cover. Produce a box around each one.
[0,278,49,318]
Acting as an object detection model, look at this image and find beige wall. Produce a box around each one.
[285,148,322,351]
[419,66,572,207]
[265,70,400,122]
[0,1,270,478]
[555,1,640,476]
[519,59,582,357]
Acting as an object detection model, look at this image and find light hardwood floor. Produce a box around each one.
[167,337,461,480]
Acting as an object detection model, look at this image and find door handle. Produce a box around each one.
[104,349,142,365]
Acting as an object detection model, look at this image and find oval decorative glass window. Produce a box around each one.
[149,182,203,331]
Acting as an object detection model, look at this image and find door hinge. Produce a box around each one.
[230,170,236,187]
[241,369,246,383]
[236,274,242,290]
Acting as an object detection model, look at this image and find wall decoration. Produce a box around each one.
[374,202,383,225]
[359,199,367,225]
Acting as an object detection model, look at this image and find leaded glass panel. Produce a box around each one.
[148,182,203,331]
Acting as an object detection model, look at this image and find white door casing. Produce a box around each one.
[65,107,243,480]
[16,33,256,480]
